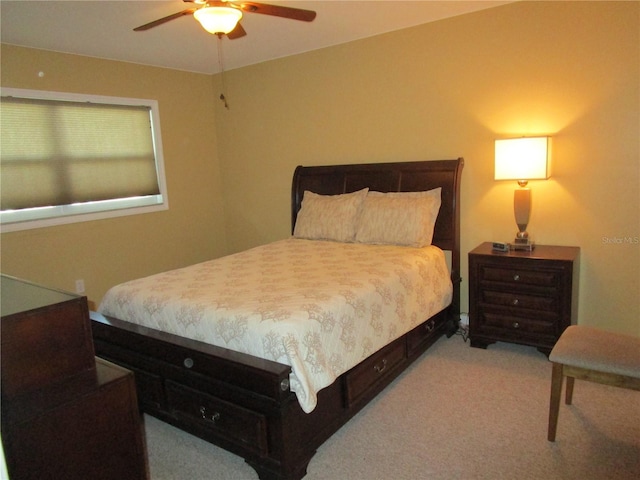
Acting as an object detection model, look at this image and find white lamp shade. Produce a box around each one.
[194,6,243,35]
[494,137,550,181]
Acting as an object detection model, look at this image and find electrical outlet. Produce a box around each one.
[75,279,85,294]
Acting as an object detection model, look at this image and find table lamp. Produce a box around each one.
[494,137,550,251]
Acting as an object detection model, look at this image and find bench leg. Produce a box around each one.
[548,362,564,442]
[565,376,575,405]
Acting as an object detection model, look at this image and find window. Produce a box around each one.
[0,88,168,232]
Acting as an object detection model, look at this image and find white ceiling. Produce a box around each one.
[1,1,510,75]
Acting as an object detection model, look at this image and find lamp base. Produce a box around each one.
[509,238,535,251]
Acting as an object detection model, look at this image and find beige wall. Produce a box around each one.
[214,1,639,336]
[0,45,229,307]
[1,2,638,336]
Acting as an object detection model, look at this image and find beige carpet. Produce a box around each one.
[144,333,640,480]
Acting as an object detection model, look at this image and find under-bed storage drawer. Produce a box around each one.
[344,337,406,407]
[166,380,269,456]
[406,314,445,357]
[116,362,165,412]
[93,341,166,412]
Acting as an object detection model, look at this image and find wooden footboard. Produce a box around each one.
[91,308,448,480]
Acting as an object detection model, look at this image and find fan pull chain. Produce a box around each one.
[217,35,230,110]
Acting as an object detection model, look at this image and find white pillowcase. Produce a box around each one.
[355,188,442,247]
[293,188,369,242]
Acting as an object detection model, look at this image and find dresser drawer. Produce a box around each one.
[166,380,268,455]
[479,265,559,288]
[480,290,558,312]
[2,361,148,480]
[344,337,406,407]
[2,295,95,399]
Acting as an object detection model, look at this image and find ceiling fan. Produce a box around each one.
[134,0,317,39]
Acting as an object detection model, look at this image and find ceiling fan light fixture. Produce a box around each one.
[194,6,242,35]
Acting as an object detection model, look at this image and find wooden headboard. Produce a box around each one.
[291,158,464,318]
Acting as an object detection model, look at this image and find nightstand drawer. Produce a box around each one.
[481,290,558,312]
[480,265,558,288]
[478,309,557,337]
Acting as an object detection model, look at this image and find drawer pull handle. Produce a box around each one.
[512,298,519,306]
[425,320,435,332]
[513,274,520,281]
[513,322,520,329]
[183,357,194,369]
[200,406,221,422]
[374,359,388,374]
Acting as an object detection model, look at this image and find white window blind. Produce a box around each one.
[0,89,167,231]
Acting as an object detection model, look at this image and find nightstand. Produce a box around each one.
[468,243,579,356]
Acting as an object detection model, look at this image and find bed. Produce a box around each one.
[91,158,464,480]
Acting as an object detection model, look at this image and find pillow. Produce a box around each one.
[355,188,442,247]
[293,188,369,242]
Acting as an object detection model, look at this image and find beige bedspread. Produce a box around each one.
[98,238,452,412]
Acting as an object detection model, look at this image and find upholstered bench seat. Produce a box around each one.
[547,325,640,441]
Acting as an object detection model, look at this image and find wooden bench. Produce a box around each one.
[547,325,640,441]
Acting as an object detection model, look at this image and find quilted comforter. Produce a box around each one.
[98,238,452,412]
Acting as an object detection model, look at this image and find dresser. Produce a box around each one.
[468,243,580,355]
[1,275,149,480]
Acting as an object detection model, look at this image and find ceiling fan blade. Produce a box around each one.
[133,8,197,31]
[227,22,247,40]
[238,2,316,22]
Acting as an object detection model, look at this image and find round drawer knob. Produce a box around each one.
[183,357,194,369]
[513,322,520,329]
[512,298,519,306]
[513,274,520,281]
